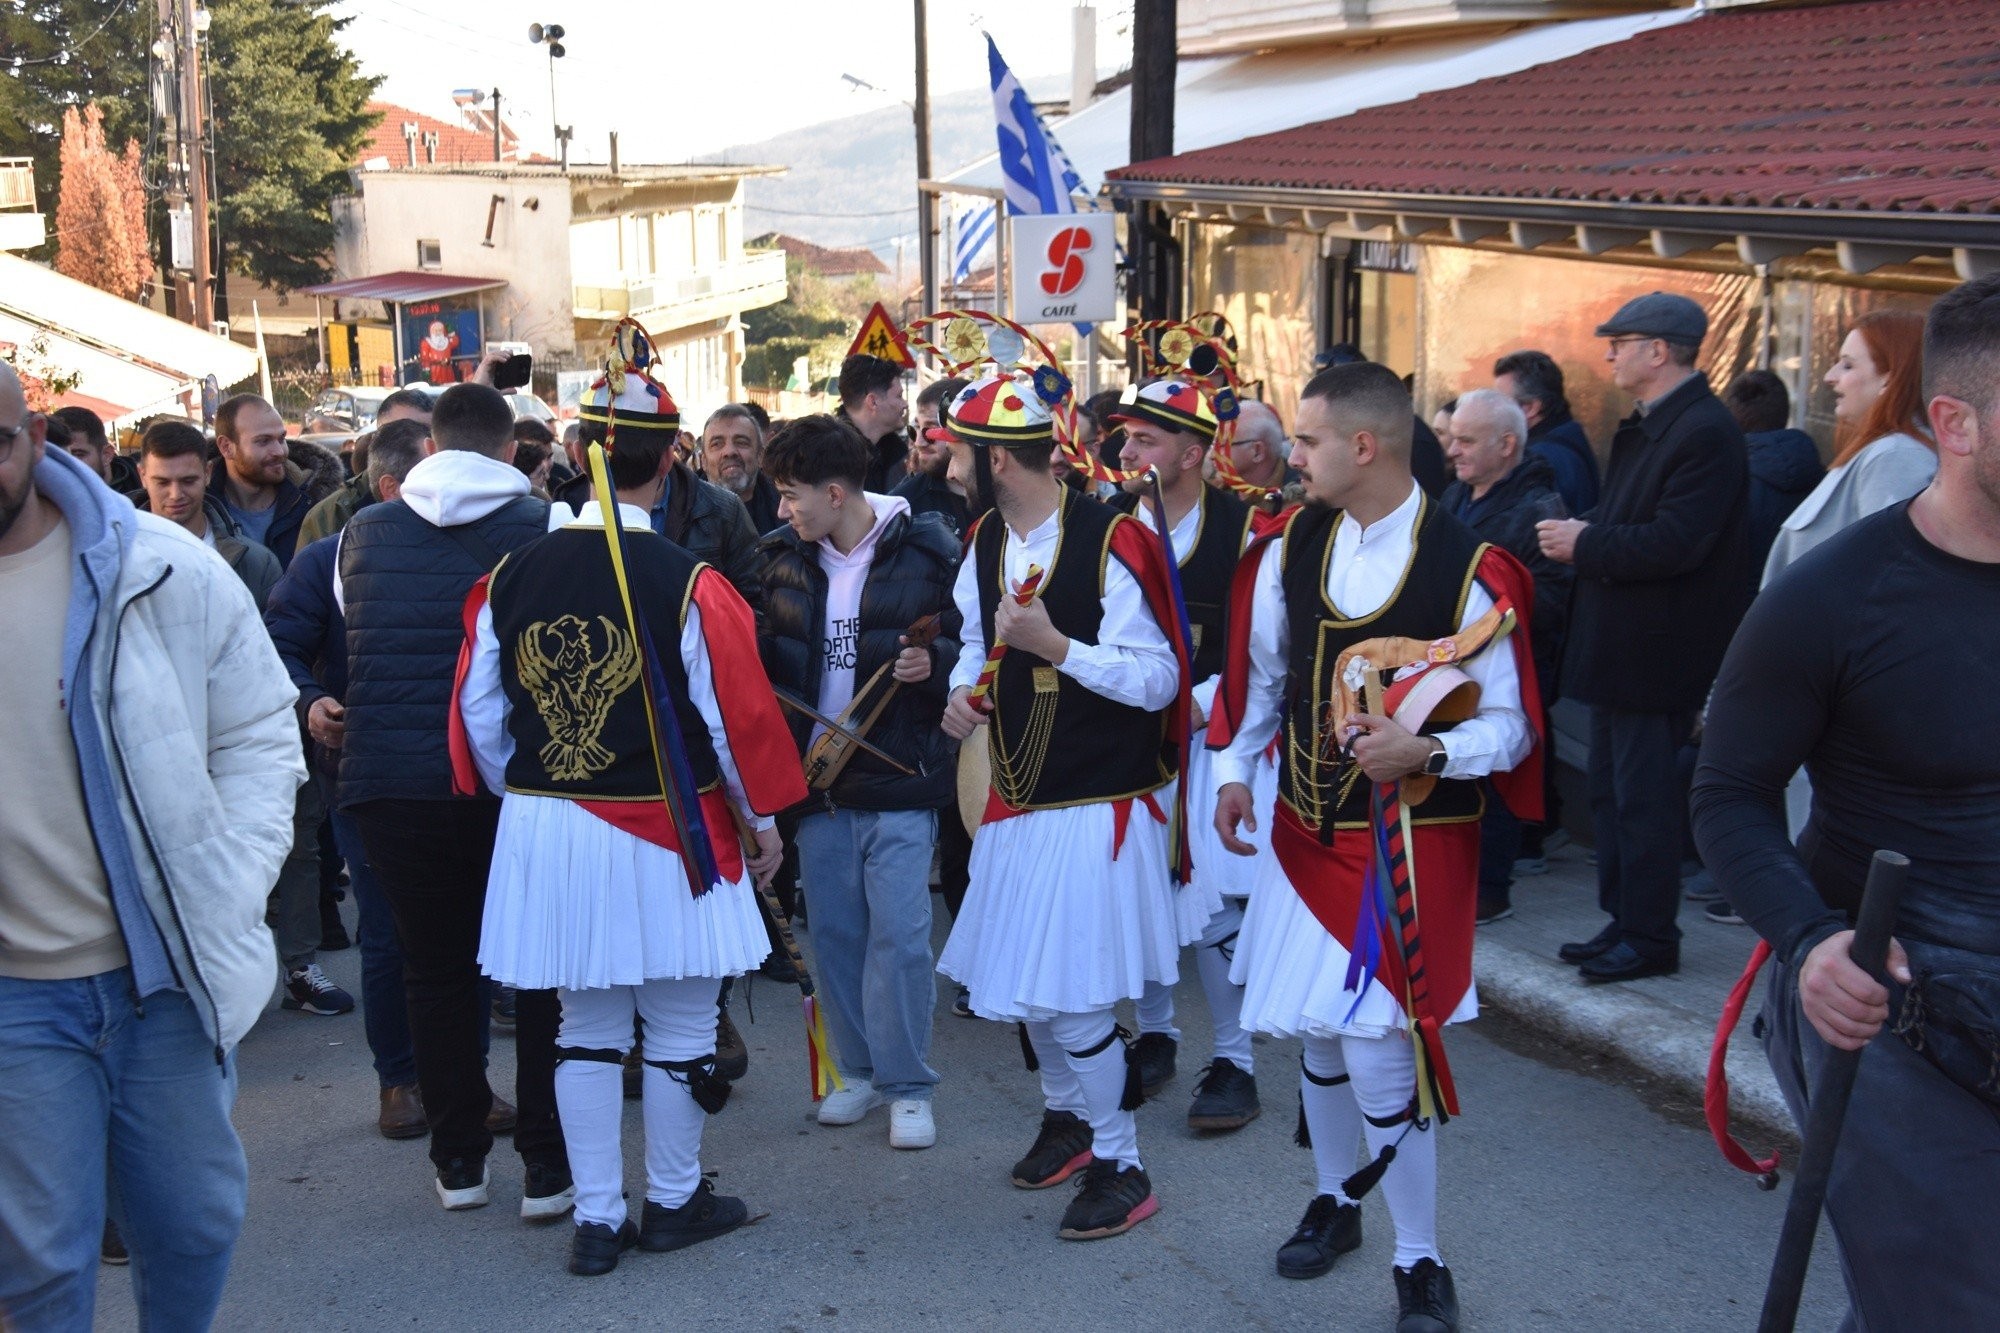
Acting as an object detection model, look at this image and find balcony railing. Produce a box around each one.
[0,159,35,211]
[574,250,788,322]
[0,159,46,251]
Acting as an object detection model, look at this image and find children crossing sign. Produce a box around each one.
[845,302,915,368]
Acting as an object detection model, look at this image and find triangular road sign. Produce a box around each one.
[845,301,914,369]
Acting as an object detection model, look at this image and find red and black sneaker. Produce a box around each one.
[1010,1110,1093,1189]
[1057,1160,1158,1240]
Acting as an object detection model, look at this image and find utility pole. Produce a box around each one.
[914,0,936,316]
[1127,0,1175,330]
[492,87,503,162]
[162,0,215,330]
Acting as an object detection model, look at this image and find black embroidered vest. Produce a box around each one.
[974,489,1173,808]
[1276,497,1489,837]
[1112,485,1253,684]
[487,525,721,801]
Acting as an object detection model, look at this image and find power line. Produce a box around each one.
[6,0,137,67]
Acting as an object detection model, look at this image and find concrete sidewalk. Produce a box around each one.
[1471,839,1789,1140]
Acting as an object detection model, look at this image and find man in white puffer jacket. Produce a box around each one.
[0,362,303,1331]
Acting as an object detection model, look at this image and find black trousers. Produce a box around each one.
[1586,706,1689,960]
[349,797,565,1173]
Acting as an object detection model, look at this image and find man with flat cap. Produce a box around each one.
[1536,292,1750,983]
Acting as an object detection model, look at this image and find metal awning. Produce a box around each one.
[0,308,197,424]
[299,271,508,303]
[0,252,259,389]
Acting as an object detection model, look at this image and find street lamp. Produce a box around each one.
[528,22,566,159]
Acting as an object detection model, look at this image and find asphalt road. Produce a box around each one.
[95,909,1843,1331]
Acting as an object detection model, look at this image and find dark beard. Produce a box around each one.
[921,451,949,481]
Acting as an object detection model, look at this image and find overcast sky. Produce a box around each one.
[333,0,1130,164]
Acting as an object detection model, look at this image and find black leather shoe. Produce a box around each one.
[567,1219,638,1276]
[1579,942,1679,984]
[1133,1032,1178,1096]
[638,1179,748,1252]
[1057,1160,1158,1240]
[1557,924,1620,964]
[1275,1194,1361,1279]
[1187,1058,1260,1131]
[1395,1258,1459,1332]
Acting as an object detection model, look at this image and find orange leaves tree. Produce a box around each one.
[54,104,151,301]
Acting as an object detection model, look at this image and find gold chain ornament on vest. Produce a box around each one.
[988,664,1061,807]
[514,614,643,781]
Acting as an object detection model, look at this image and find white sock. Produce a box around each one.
[640,1063,706,1209]
[1196,903,1251,1070]
[1300,1034,1362,1200]
[1023,1020,1086,1116]
[554,1059,626,1229]
[1135,977,1178,1038]
[1051,1011,1140,1172]
[1344,1033,1441,1269]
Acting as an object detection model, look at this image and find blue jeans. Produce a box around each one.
[328,804,417,1088]
[1476,781,1521,910]
[0,970,246,1332]
[795,807,940,1100]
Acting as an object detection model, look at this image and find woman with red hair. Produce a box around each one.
[1762,310,1937,583]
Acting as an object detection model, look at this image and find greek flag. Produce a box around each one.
[986,33,1083,216]
[952,202,996,284]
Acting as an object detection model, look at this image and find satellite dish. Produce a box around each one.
[527,22,543,42]
[546,23,564,39]
[548,41,565,57]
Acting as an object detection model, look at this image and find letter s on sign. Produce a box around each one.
[1041,226,1092,298]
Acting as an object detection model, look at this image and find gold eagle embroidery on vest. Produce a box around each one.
[514,614,643,781]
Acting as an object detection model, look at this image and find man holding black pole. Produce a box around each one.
[1691,273,2000,1327]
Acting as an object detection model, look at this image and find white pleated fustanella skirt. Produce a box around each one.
[1182,728,1280,902]
[1229,847,1479,1042]
[477,793,771,992]
[938,795,1184,1023]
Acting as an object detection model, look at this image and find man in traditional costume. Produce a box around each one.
[1105,377,1267,1130]
[453,337,805,1275]
[934,365,1193,1241]
[1211,362,1541,1331]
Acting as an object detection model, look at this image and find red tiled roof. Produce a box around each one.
[1111,0,2000,216]
[753,232,890,277]
[360,101,520,169]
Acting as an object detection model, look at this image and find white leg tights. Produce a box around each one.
[1022,1020,1087,1116]
[1299,1034,1363,1201]
[1342,1032,1440,1269]
[1195,901,1251,1070]
[1049,1010,1141,1172]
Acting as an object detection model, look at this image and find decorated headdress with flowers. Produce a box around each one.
[1120,317,1272,503]
[578,316,680,452]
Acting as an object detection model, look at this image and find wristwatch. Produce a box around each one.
[1420,738,1449,777]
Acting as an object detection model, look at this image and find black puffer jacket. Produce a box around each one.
[758,507,962,812]
[554,459,762,614]
[336,493,547,807]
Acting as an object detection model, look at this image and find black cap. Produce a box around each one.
[1594,291,1708,346]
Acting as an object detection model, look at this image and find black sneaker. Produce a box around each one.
[521,1161,575,1222]
[714,1007,749,1083]
[490,985,517,1031]
[1275,1194,1361,1279]
[435,1157,489,1211]
[1186,1058,1261,1131]
[281,964,354,1016]
[952,986,974,1019]
[760,951,802,984]
[100,1218,128,1266]
[1703,898,1745,926]
[1133,1032,1178,1096]
[1057,1160,1158,1240]
[1395,1258,1460,1333]
[1475,900,1515,926]
[318,908,353,952]
[1010,1110,1094,1189]
[567,1219,638,1276]
[639,1179,748,1252]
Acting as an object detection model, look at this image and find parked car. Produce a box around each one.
[302,385,424,435]
[505,392,556,425]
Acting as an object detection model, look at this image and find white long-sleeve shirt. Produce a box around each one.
[949,503,1178,712]
[1126,489,1249,719]
[457,502,775,832]
[1213,483,1532,792]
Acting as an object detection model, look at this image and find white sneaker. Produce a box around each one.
[889,1098,936,1150]
[816,1080,883,1126]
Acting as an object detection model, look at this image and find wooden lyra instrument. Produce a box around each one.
[803,612,943,792]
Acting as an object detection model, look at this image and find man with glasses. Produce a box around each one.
[0,361,304,1326]
[1536,292,1750,983]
